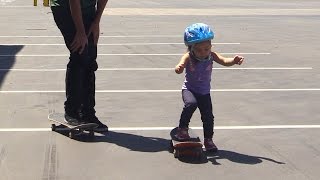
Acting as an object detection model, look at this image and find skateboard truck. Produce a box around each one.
[49,113,98,139]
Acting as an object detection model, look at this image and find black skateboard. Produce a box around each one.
[170,127,203,158]
[48,113,98,139]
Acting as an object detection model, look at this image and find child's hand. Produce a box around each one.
[233,55,244,65]
[175,64,185,74]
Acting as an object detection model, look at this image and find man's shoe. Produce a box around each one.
[175,127,190,140]
[89,116,108,133]
[64,113,82,126]
[204,138,218,152]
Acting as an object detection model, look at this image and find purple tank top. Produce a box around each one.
[182,56,213,95]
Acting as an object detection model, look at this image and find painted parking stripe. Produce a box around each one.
[0,67,313,72]
[0,42,240,45]
[1,89,320,93]
[0,125,320,132]
[0,35,182,38]
[103,8,320,16]
[0,53,271,57]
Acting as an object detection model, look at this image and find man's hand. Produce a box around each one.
[88,20,100,45]
[69,0,87,54]
[70,30,88,54]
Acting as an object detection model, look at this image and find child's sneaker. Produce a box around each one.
[204,138,218,152]
[175,127,190,140]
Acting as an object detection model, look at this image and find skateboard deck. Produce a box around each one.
[48,113,98,139]
[170,127,203,158]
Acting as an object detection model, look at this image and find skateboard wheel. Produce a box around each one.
[174,150,179,158]
[51,124,56,131]
[168,141,174,153]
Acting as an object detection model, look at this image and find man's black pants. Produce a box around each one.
[51,7,98,119]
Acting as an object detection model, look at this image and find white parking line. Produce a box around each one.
[0,125,320,132]
[0,67,313,72]
[0,53,271,57]
[0,35,182,38]
[1,7,320,16]
[1,89,320,93]
[103,8,320,16]
[0,42,240,45]
[0,6,33,8]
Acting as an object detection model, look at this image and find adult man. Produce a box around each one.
[50,0,109,132]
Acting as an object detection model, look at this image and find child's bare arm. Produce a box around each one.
[175,53,190,74]
[213,52,244,66]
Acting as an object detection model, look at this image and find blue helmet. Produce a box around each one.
[184,23,214,46]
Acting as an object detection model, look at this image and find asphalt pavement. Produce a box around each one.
[0,0,320,179]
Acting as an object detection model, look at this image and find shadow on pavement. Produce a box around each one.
[174,154,209,164]
[95,131,171,152]
[51,130,285,165]
[51,131,285,165]
[0,45,24,89]
[54,130,171,153]
[206,149,286,165]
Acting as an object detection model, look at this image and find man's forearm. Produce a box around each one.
[95,0,109,23]
[69,0,85,33]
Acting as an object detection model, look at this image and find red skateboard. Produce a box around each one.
[170,127,203,158]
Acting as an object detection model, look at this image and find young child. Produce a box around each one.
[175,23,244,152]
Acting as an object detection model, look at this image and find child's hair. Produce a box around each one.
[187,40,211,52]
[187,45,192,52]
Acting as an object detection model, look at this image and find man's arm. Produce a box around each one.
[69,0,87,54]
[95,0,109,23]
[88,0,109,45]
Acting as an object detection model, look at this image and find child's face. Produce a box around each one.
[192,41,212,59]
